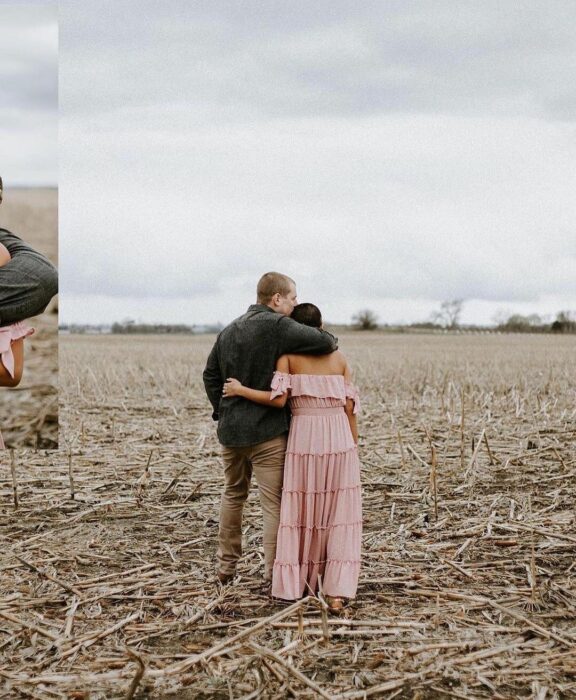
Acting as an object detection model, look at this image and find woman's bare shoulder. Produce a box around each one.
[332,350,348,368]
[276,354,292,372]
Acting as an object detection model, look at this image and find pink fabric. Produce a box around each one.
[271,371,360,413]
[0,322,34,450]
[0,322,34,379]
[271,372,362,600]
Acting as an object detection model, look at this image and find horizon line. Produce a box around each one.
[5,184,58,189]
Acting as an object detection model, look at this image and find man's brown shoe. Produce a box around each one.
[217,571,235,585]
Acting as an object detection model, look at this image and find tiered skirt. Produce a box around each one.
[272,401,362,600]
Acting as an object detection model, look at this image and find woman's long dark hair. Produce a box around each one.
[291,303,322,328]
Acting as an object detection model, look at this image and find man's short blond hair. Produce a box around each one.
[257,272,295,304]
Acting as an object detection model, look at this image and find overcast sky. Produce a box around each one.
[0,2,57,185]
[60,1,576,326]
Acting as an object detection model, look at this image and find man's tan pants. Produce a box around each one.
[218,434,287,581]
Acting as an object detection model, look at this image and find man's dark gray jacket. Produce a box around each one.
[0,228,58,326]
[203,304,338,447]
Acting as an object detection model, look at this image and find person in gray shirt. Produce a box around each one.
[203,272,337,586]
[0,177,58,326]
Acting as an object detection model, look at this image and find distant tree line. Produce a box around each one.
[60,307,576,335]
[495,310,576,334]
[59,321,224,334]
[111,321,194,334]
[350,301,576,333]
[59,324,111,334]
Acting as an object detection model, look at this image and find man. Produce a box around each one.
[203,272,337,585]
[0,176,58,326]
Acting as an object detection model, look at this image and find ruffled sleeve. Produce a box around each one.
[0,322,34,379]
[344,381,361,414]
[270,371,291,399]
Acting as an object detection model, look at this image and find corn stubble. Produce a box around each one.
[1,331,575,698]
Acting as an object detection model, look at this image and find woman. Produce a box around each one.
[223,303,362,612]
[0,242,34,448]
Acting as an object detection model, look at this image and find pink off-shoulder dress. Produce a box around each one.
[0,322,34,449]
[271,372,362,600]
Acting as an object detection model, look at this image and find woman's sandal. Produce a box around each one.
[326,596,346,614]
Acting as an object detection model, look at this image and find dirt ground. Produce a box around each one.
[0,187,58,449]
[1,332,575,698]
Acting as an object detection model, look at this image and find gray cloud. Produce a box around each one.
[1,3,57,184]
[0,5,57,111]
[59,2,576,323]
[61,110,576,302]
[0,65,56,112]
[61,1,576,122]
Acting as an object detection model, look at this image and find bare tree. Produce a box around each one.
[552,310,576,333]
[352,309,378,330]
[556,310,576,325]
[432,299,464,329]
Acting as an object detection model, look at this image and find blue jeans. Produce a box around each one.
[0,228,58,326]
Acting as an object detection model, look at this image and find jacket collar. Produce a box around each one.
[247,303,278,314]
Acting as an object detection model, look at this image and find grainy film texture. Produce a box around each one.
[1,332,573,697]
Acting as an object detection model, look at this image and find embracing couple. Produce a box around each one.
[0,178,59,447]
[203,272,362,612]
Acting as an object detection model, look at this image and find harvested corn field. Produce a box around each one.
[1,332,575,698]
